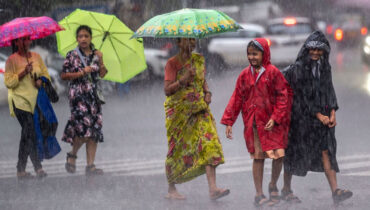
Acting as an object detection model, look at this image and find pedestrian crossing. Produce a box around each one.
[0,154,369,179]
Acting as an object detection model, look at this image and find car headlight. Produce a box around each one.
[366,36,370,46]
[364,46,370,54]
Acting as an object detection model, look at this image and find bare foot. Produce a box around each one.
[210,188,230,200]
[165,191,186,200]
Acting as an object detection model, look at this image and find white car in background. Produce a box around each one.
[0,53,8,105]
[132,48,168,81]
[207,23,265,67]
[266,17,315,65]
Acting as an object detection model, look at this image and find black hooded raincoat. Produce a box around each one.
[283,31,339,176]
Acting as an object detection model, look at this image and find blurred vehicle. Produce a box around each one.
[361,35,370,65]
[266,17,315,65]
[131,48,168,81]
[207,23,265,67]
[326,13,367,47]
[47,66,66,95]
[0,53,7,105]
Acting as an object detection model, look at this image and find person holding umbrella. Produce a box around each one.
[1,16,63,179]
[4,36,50,179]
[164,38,229,200]
[61,25,107,176]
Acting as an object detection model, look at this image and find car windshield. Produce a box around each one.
[267,23,312,35]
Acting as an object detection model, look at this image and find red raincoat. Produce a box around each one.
[221,38,292,153]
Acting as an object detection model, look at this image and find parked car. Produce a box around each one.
[131,48,168,81]
[0,53,7,105]
[207,23,266,67]
[266,17,315,66]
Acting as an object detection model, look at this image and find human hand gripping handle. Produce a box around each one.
[179,66,196,85]
[226,125,233,140]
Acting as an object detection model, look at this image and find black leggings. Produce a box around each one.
[14,106,42,172]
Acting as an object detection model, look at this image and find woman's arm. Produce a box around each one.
[164,79,185,96]
[4,57,30,89]
[61,70,86,81]
[95,50,108,78]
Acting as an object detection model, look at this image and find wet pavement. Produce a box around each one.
[0,44,370,209]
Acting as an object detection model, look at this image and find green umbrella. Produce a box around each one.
[56,9,147,83]
[132,8,242,39]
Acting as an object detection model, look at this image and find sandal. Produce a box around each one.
[254,194,269,207]
[65,152,77,174]
[85,164,104,176]
[36,169,48,179]
[17,171,34,180]
[210,189,230,200]
[281,189,301,203]
[268,184,280,206]
[332,188,352,204]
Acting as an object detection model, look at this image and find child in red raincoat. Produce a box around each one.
[221,38,292,207]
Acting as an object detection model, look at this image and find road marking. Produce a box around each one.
[0,154,369,179]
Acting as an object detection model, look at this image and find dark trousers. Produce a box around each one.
[14,106,42,172]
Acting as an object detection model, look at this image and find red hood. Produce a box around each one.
[254,38,271,68]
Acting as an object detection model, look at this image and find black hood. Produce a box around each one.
[296,30,331,62]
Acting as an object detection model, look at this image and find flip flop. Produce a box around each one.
[210,189,230,200]
[165,193,186,200]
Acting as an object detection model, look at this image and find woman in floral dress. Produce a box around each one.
[164,38,229,200]
[61,25,107,176]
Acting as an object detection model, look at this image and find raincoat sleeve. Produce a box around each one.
[221,73,245,126]
[4,57,20,89]
[327,69,338,111]
[36,54,51,81]
[270,69,290,125]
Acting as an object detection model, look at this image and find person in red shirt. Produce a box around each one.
[221,38,292,207]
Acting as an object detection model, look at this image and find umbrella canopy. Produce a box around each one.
[132,8,242,39]
[56,9,147,84]
[0,16,63,47]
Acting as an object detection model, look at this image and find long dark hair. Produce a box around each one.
[11,39,18,53]
[76,25,95,49]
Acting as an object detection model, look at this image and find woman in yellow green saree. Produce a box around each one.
[164,38,229,200]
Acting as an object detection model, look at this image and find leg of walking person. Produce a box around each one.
[322,150,337,192]
[205,165,229,200]
[14,107,43,177]
[268,157,283,204]
[25,113,45,177]
[253,159,269,206]
[85,138,103,175]
[253,159,265,196]
[281,169,301,203]
[322,150,353,203]
[65,137,85,173]
[167,183,186,200]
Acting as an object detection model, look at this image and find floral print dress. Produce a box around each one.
[164,53,224,184]
[61,49,103,144]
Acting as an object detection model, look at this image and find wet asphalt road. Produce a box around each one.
[1,44,370,210]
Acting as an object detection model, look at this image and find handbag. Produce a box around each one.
[39,76,59,103]
[75,48,105,104]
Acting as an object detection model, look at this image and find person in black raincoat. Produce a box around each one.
[282,31,352,204]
